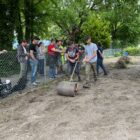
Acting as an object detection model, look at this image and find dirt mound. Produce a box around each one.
[115,56,131,69]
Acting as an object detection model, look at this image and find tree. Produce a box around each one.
[0,0,51,49]
[23,0,51,41]
[0,0,140,50]
[0,0,20,50]
[82,13,111,49]
[45,0,89,42]
[101,0,140,47]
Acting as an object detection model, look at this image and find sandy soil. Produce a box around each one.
[0,57,140,140]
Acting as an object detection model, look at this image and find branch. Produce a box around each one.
[89,0,103,10]
[55,21,64,29]
[55,20,71,35]
[78,11,87,28]
[34,0,44,6]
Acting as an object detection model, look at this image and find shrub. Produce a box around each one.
[114,52,122,57]
[81,13,111,49]
[124,47,140,56]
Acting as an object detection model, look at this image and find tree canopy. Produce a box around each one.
[0,0,140,50]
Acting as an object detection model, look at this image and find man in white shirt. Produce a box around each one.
[83,36,97,88]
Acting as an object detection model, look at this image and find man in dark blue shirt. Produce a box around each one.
[97,42,107,75]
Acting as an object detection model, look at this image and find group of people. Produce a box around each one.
[17,36,107,88]
[17,36,45,86]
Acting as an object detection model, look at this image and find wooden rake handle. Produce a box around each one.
[70,61,78,82]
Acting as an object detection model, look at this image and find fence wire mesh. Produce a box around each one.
[103,49,122,57]
[0,51,49,97]
[0,48,137,97]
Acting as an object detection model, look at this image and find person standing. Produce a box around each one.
[59,41,66,73]
[83,36,98,88]
[17,40,29,79]
[55,40,62,75]
[48,39,63,79]
[97,42,107,75]
[29,36,40,86]
[37,42,46,75]
[66,41,81,82]
[76,44,85,71]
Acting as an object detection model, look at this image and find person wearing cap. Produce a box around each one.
[17,40,29,79]
[83,36,98,88]
[29,36,40,86]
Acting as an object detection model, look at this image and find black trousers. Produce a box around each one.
[97,59,107,75]
[68,61,80,78]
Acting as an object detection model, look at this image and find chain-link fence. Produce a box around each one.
[0,48,138,97]
[0,51,52,97]
[103,48,140,57]
[103,49,122,58]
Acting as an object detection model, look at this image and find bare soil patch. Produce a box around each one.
[0,57,140,140]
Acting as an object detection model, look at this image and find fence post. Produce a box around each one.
[44,56,47,84]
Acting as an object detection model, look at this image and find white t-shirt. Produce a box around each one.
[85,43,98,63]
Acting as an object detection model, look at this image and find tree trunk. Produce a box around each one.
[0,1,17,50]
[24,0,34,42]
[16,2,23,43]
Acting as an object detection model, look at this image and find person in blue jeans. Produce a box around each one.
[29,36,40,86]
[48,39,63,79]
[37,42,46,75]
[66,41,81,82]
[97,42,107,76]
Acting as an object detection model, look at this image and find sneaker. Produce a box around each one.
[55,75,59,78]
[78,76,81,82]
[83,83,91,88]
[49,77,55,80]
[32,82,38,86]
[94,78,98,82]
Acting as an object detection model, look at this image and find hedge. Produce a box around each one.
[124,47,140,56]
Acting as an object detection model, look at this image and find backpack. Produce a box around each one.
[0,79,12,98]
[12,76,27,92]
